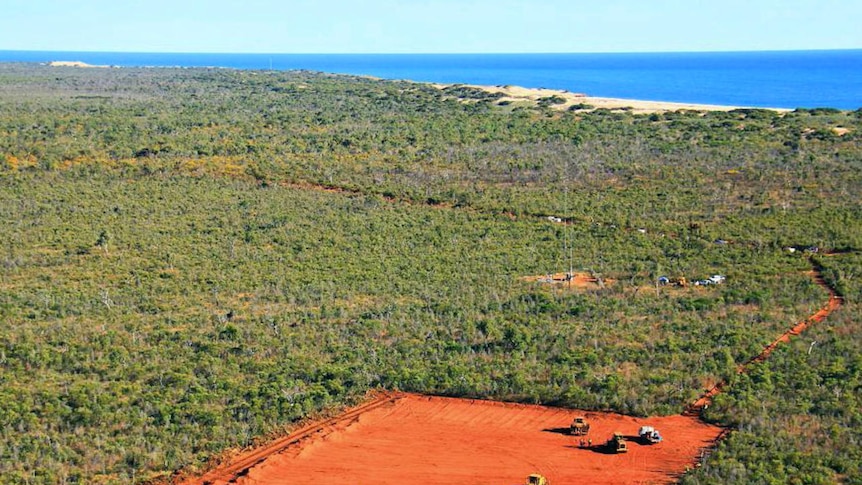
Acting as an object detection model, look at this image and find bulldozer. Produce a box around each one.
[569,416,590,436]
[606,432,628,453]
[526,474,549,485]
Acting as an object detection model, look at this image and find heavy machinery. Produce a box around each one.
[526,474,549,485]
[672,276,688,287]
[606,432,628,453]
[569,416,590,436]
[638,426,663,444]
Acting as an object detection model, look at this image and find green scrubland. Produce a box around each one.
[0,64,860,483]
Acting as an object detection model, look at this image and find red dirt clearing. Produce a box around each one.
[521,272,614,290]
[186,393,722,485]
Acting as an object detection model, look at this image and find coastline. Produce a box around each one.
[435,82,792,114]
[40,59,793,113]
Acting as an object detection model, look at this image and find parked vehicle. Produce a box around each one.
[638,426,663,444]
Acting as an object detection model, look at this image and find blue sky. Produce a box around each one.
[2,0,860,53]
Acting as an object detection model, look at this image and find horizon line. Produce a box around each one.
[2,47,861,56]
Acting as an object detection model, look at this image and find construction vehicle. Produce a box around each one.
[569,416,590,436]
[672,277,688,287]
[606,432,628,453]
[638,426,663,444]
[526,474,549,485]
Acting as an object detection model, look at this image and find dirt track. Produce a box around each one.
[172,239,842,485]
[685,259,843,415]
[180,394,402,485]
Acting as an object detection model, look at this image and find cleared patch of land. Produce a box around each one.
[183,393,722,485]
[521,271,612,290]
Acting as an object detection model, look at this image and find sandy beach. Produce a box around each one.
[435,82,791,114]
[47,61,109,68]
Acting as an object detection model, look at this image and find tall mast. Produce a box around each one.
[563,173,573,282]
[566,184,573,278]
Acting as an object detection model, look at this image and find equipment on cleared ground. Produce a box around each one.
[569,416,590,435]
[607,432,628,453]
[638,426,663,444]
[672,277,688,287]
[709,274,726,284]
[526,473,549,485]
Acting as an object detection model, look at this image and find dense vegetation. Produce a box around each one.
[0,63,860,484]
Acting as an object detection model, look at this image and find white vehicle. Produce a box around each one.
[638,426,663,444]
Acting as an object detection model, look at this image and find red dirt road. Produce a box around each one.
[686,261,843,415]
[200,393,721,485]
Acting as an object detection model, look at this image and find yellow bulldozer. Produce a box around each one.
[569,416,590,436]
[658,276,687,288]
[526,474,549,485]
[607,432,628,453]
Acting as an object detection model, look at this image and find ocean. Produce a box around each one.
[1,50,860,110]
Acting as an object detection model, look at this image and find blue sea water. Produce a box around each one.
[1,50,860,110]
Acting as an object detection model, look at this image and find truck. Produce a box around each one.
[638,426,663,444]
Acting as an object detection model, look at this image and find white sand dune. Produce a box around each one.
[48,61,108,68]
[435,82,790,114]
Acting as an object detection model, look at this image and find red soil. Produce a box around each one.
[522,272,613,290]
[186,393,722,485]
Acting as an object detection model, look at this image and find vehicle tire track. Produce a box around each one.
[168,392,405,485]
[683,256,843,416]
